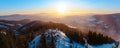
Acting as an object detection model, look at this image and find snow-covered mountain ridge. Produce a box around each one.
[29,29,117,48]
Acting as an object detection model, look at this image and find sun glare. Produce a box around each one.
[55,2,68,14]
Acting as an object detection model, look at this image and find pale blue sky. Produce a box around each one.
[0,0,120,15]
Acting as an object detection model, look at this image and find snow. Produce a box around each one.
[89,23,97,27]
[7,24,15,26]
[96,20,104,24]
[20,23,36,31]
[72,42,116,48]
[13,30,19,35]
[0,31,7,35]
[118,44,120,48]
[86,17,96,21]
[54,31,71,48]
[72,42,84,48]
[104,24,110,29]
[0,25,9,29]
[0,22,15,26]
[92,43,116,48]
[65,24,77,28]
[28,29,117,48]
[45,29,71,48]
[18,24,22,26]
[29,35,41,48]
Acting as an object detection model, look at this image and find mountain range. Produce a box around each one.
[0,13,120,48]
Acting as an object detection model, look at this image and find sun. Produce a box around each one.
[55,2,68,14]
[56,4,67,13]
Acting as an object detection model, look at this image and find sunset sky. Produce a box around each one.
[0,0,120,15]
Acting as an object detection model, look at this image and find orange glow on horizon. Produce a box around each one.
[0,9,119,16]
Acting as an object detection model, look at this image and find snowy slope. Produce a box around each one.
[45,29,71,48]
[29,29,116,48]
[29,35,41,48]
